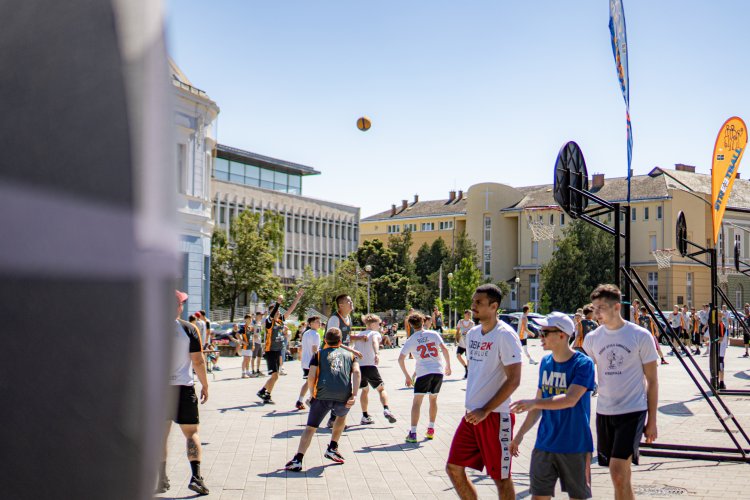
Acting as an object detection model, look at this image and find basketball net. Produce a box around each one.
[652,248,678,269]
[528,220,555,241]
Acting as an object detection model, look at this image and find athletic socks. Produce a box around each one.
[410,426,417,433]
[293,452,304,461]
[329,441,338,450]
[383,405,389,411]
[190,460,201,478]
[363,412,369,418]
[428,422,435,428]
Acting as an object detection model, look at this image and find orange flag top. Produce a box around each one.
[712,117,747,244]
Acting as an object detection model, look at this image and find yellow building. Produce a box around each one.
[360,165,750,312]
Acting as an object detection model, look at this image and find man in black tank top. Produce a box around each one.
[285,328,361,472]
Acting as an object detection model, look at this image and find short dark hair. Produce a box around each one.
[188,315,196,322]
[407,312,425,329]
[325,327,342,345]
[335,294,350,306]
[522,305,529,313]
[200,310,207,316]
[244,314,252,320]
[583,304,594,315]
[307,315,320,324]
[475,284,503,307]
[639,306,648,312]
[590,284,621,303]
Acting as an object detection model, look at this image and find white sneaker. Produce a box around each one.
[360,415,374,425]
[529,359,538,365]
[241,371,249,378]
[383,409,397,423]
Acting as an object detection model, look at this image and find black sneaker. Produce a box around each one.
[719,381,727,390]
[188,475,209,496]
[324,447,345,464]
[154,476,170,494]
[326,417,335,429]
[257,389,267,401]
[263,395,275,405]
[285,457,303,472]
[295,401,306,410]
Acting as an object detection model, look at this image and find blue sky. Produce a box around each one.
[166,1,750,217]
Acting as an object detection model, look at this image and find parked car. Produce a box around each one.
[498,313,542,337]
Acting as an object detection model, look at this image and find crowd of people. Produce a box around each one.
[163,282,668,499]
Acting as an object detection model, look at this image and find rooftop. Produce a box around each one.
[362,194,468,221]
[216,144,321,177]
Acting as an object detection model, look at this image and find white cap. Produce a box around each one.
[535,312,576,336]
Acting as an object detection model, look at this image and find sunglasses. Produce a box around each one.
[539,328,562,338]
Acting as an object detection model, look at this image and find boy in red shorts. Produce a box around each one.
[446,284,523,500]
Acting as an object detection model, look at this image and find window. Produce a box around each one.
[294,254,299,270]
[532,241,539,259]
[549,214,554,225]
[421,222,434,231]
[322,258,327,272]
[484,259,491,276]
[530,274,539,304]
[608,212,612,222]
[229,161,245,184]
[286,253,292,269]
[288,174,301,195]
[404,223,417,232]
[560,213,565,226]
[657,206,663,220]
[736,234,742,264]
[213,156,229,181]
[316,221,320,236]
[687,272,694,307]
[301,217,306,235]
[219,206,226,224]
[322,222,327,237]
[484,216,491,242]
[644,207,649,220]
[650,235,657,252]
[294,218,299,233]
[309,220,314,234]
[177,144,187,192]
[274,170,288,192]
[439,220,454,230]
[260,168,274,189]
[648,272,658,301]
[631,207,636,221]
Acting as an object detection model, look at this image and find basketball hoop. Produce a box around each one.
[653,248,678,269]
[529,220,555,241]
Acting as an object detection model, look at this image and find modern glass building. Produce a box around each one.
[214,144,312,195]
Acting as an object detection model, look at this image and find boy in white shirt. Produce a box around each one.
[399,312,451,442]
[296,316,322,410]
[350,314,397,424]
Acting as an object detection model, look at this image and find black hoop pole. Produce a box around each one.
[710,247,719,389]
[614,202,621,297]
[624,204,631,320]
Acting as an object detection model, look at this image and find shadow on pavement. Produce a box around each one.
[354,442,422,453]
[263,409,303,418]
[733,371,750,380]
[217,403,265,413]
[658,401,694,417]
[258,464,334,478]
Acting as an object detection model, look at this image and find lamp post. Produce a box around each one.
[447,272,454,329]
[364,264,372,314]
[514,276,521,311]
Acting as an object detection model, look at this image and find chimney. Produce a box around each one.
[448,190,456,202]
[391,204,396,217]
[456,190,464,201]
[592,173,605,189]
[401,199,408,211]
[675,163,696,173]
[737,172,741,179]
[413,194,419,204]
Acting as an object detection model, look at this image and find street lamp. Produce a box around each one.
[514,276,521,310]
[364,264,372,314]
[447,272,454,329]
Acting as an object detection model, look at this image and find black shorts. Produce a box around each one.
[595,410,647,466]
[744,332,750,345]
[359,365,384,389]
[302,368,310,379]
[520,338,528,346]
[307,398,350,428]
[456,346,466,355]
[171,385,199,425]
[414,373,443,395]
[719,355,725,372]
[264,350,281,373]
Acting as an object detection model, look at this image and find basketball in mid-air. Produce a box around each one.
[356,116,371,131]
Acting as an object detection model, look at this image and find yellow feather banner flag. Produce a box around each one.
[712,116,747,244]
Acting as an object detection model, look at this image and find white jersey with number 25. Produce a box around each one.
[400,329,445,378]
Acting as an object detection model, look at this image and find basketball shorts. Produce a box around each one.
[448,412,515,481]
[595,410,647,466]
[359,365,384,389]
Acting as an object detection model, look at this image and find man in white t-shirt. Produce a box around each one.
[719,308,730,390]
[455,310,474,379]
[446,284,522,500]
[399,312,451,442]
[350,314,397,425]
[584,284,658,500]
[296,316,322,410]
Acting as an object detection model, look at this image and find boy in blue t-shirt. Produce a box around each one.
[509,312,596,500]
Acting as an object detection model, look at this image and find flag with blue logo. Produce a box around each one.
[609,0,632,202]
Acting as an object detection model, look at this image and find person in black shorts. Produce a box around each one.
[285,328,361,472]
[157,290,210,496]
[257,290,304,404]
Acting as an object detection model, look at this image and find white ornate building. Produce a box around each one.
[171,60,219,314]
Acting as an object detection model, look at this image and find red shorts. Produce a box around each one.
[448,412,515,481]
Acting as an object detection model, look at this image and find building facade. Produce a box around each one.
[172,61,219,315]
[211,144,360,297]
[360,165,750,312]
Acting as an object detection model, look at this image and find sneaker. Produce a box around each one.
[529,359,538,365]
[324,447,345,464]
[743,353,750,358]
[383,409,397,423]
[405,431,418,443]
[285,457,303,472]
[661,359,669,365]
[326,417,335,429]
[154,476,170,494]
[263,396,275,405]
[426,428,435,440]
[188,475,209,496]
[280,368,287,376]
[719,381,727,390]
[295,401,306,411]
[213,366,222,371]
[241,372,249,379]
[360,415,374,425]
[257,388,267,401]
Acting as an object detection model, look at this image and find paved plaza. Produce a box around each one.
[159,339,750,499]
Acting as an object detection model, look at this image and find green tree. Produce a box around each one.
[449,230,479,269]
[355,239,411,312]
[540,220,615,313]
[448,257,482,313]
[210,211,284,320]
